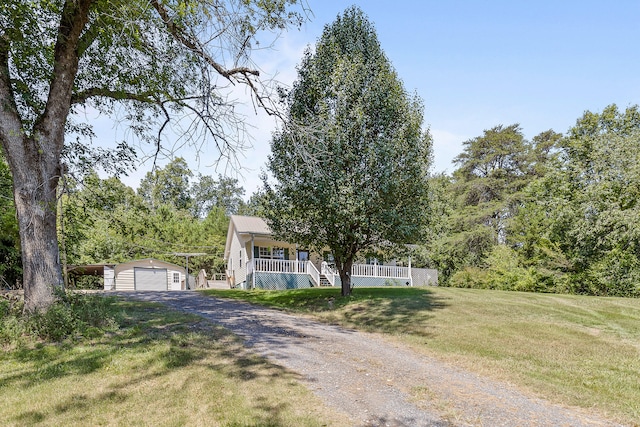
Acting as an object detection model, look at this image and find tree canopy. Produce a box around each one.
[424,104,640,297]
[265,7,432,296]
[0,0,305,311]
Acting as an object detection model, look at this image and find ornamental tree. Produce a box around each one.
[265,7,432,296]
[0,0,305,311]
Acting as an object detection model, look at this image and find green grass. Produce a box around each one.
[201,287,640,425]
[0,299,350,427]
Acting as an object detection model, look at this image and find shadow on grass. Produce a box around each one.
[1,299,311,426]
[334,288,450,336]
[202,287,449,338]
[213,287,450,337]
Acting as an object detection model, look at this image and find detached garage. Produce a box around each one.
[112,259,186,291]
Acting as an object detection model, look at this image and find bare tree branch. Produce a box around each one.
[150,0,259,81]
[71,88,157,105]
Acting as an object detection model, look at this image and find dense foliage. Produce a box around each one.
[265,7,432,295]
[58,159,242,286]
[424,105,640,297]
[0,150,20,289]
[0,0,306,311]
[0,290,119,344]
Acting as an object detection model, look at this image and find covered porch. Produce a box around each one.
[245,258,413,290]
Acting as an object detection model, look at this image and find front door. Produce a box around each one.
[170,272,181,290]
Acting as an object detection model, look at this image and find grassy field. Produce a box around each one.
[0,299,350,427]
[201,287,640,425]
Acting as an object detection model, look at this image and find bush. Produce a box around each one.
[582,248,640,297]
[0,292,26,344]
[449,267,489,288]
[0,290,119,345]
[449,246,551,293]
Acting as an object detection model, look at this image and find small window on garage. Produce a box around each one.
[173,272,180,283]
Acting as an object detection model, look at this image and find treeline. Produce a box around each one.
[0,156,262,288]
[2,105,640,297]
[419,104,640,297]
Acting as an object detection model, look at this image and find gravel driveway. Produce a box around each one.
[115,291,622,427]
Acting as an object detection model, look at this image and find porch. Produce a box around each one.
[244,258,413,290]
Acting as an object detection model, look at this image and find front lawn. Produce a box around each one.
[201,287,640,425]
[0,298,350,427]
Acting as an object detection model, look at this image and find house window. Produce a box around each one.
[239,250,242,268]
[323,252,335,263]
[258,246,285,260]
[272,248,284,260]
[172,272,180,283]
[259,246,271,258]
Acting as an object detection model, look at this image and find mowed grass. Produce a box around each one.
[201,287,640,425]
[0,300,350,427]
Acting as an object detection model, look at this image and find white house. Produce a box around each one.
[224,215,437,290]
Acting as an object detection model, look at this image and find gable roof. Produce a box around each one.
[230,215,271,235]
[224,216,273,260]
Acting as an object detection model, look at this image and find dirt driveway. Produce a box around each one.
[116,291,622,427]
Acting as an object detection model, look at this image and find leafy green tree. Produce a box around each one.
[432,125,561,285]
[61,170,229,280]
[453,124,532,243]
[191,174,245,217]
[0,149,20,288]
[0,0,305,311]
[265,7,432,296]
[138,158,193,211]
[236,190,270,217]
[517,105,640,296]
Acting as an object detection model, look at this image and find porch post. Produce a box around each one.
[295,244,298,273]
[251,234,256,289]
[408,256,413,286]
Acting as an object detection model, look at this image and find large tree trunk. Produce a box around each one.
[12,136,64,312]
[0,0,92,312]
[338,258,353,297]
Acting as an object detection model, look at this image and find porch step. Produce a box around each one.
[319,276,332,287]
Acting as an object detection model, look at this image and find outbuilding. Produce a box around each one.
[111,259,186,291]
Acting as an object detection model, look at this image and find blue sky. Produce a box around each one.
[97,1,640,195]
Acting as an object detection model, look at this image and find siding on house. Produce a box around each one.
[104,266,115,290]
[112,259,186,291]
[224,215,437,290]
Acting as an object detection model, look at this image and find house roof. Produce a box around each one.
[224,216,274,260]
[230,215,271,235]
[115,258,186,274]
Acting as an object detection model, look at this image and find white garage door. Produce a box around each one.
[134,267,168,290]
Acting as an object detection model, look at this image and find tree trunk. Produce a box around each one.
[12,136,63,312]
[0,0,92,312]
[338,258,353,297]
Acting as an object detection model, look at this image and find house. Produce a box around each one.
[224,215,437,290]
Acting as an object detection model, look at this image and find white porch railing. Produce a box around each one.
[307,262,321,287]
[351,263,411,279]
[250,259,309,274]
[321,262,338,286]
[246,259,411,287]
[248,259,321,286]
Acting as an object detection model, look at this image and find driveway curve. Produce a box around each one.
[115,291,622,427]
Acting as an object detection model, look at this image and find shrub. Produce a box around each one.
[582,248,640,297]
[0,290,119,345]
